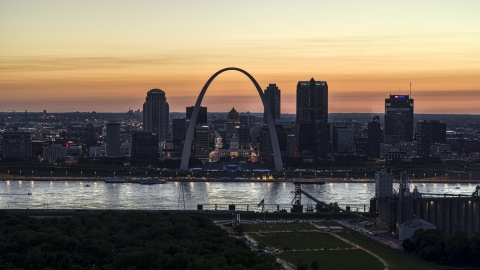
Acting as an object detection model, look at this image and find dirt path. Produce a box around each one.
[330,232,389,270]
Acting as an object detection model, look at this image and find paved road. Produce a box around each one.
[336,219,402,249]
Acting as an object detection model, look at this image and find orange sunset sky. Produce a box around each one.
[1,1,479,114]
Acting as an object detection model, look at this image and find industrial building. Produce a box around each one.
[372,170,480,237]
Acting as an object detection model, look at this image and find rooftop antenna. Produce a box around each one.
[410,82,412,97]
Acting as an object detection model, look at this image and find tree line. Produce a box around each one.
[402,229,480,267]
[0,211,278,270]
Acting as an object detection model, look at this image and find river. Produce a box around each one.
[1,180,478,211]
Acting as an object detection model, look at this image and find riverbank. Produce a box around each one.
[1,176,479,184]
[0,176,349,183]
[2,208,358,219]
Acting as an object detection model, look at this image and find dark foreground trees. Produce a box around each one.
[0,211,278,269]
[402,229,480,267]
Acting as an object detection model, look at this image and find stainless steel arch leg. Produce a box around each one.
[180,67,283,171]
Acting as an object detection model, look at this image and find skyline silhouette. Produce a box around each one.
[1,1,479,113]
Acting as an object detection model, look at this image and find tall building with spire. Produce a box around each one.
[296,78,328,158]
[264,84,281,123]
[143,88,169,142]
[384,94,414,144]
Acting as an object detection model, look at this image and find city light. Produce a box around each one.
[0,2,479,257]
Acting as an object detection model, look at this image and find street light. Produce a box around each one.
[300,173,302,179]
[435,173,436,180]
[470,173,472,181]
[413,173,415,181]
[7,171,9,178]
[446,174,448,180]
[331,173,332,181]
[66,171,68,178]
[50,171,53,179]
[424,174,425,181]
[315,172,317,180]
[145,172,147,178]
[458,174,460,181]
[20,171,22,177]
[284,172,286,180]
[114,172,116,178]
[129,172,131,179]
[95,172,97,178]
[32,171,34,177]
[365,173,366,181]
[81,171,83,179]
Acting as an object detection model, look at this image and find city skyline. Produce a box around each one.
[1,1,479,114]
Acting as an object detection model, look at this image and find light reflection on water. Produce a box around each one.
[0,181,478,211]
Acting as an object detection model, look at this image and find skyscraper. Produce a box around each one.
[186,106,208,125]
[296,78,328,124]
[384,94,414,144]
[332,122,356,154]
[84,123,97,149]
[106,122,121,157]
[264,84,281,123]
[131,131,159,160]
[416,120,446,158]
[172,118,186,149]
[367,116,382,159]
[192,124,210,162]
[2,132,31,158]
[225,107,240,147]
[143,88,169,142]
[296,78,328,158]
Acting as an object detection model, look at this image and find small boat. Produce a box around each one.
[138,177,166,185]
[27,192,32,195]
[105,177,125,183]
[85,184,91,187]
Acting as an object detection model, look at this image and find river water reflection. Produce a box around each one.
[1,181,478,211]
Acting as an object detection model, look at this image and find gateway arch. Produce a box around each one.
[180,67,284,171]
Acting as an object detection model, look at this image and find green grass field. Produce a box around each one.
[313,221,339,226]
[242,222,442,270]
[338,233,438,270]
[242,222,315,232]
[249,232,350,250]
[278,249,384,270]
